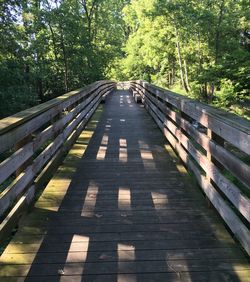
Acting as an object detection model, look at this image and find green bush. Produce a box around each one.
[214,79,237,108]
[0,86,39,118]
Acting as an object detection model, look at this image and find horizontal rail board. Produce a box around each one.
[0,186,35,242]
[0,143,33,184]
[145,101,250,255]
[129,81,250,256]
[0,166,34,216]
[0,81,114,154]
[0,80,115,242]
[138,85,250,190]
[132,81,250,154]
[0,81,103,134]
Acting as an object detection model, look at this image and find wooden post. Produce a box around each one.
[14,134,33,177]
[207,129,225,170]
[206,128,225,208]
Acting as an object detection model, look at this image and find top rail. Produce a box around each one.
[130,81,250,154]
[0,80,115,241]
[0,81,113,154]
[127,80,250,256]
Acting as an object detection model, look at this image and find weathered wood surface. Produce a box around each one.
[129,81,250,256]
[0,81,115,243]
[134,81,250,154]
[0,90,249,281]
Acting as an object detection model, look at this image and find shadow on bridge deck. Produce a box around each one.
[0,90,249,281]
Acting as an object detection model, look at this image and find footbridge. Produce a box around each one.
[0,80,249,281]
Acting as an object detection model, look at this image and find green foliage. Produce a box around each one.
[111,0,249,117]
[0,85,39,118]
[214,79,237,107]
[0,0,249,119]
[0,0,127,118]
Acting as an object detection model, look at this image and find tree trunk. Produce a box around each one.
[183,59,190,91]
[82,0,99,42]
[59,29,69,92]
[208,82,215,103]
[174,26,189,93]
[36,77,44,102]
[176,36,185,88]
[81,0,100,72]
[168,72,171,86]
[215,0,225,64]
[48,23,59,61]
[197,30,202,75]
[171,65,175,85]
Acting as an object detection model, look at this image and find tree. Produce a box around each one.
[0,0,127,117]
[113,0,249,109]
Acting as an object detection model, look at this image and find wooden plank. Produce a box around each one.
[131,81,250,154]
[33,120,64,152]
[0,81,114,154]
[0,84,113,252]
[32,89,105,177]
[63,93,102,140]
[0,259,249,277]
[140,86,250,221]
[33,84,113,152]
[189,162,250,256]
[34,92,104,193]
[0,142,33,185]
[155,118,250,253]
[0,89,248,281]
[0,103,104,274]
[19,215,226,229]
[144,81,250,152]
[0,85,91,152]
[161,101,250,189]
[1,237,240,255]
[0,247,245,265]
[0,186,35,242]
[0,81,110,134]
[1,272,250,282]
[32,133,64,175]
[14,134,33,177]
[0,166,34,216]
[147,104,250,255]
[174,132,250,222]
[155,104,250,221]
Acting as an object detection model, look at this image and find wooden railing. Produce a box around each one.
[0,80,115,241]
[128,80,250,255]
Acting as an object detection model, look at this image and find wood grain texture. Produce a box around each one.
[133,82,249,189]
[0,82,115,249]
[0,81,114,153]
[131,80,250,154]
[140,90,250,255]
[0,89,248,281]
[141,93,250,222]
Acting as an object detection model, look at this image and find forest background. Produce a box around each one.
[0,0,249,119]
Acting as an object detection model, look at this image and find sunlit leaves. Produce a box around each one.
[113,0,249,108]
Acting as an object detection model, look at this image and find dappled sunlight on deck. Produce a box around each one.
[118,188,131,211]
[118,243,137,282]
[96,145,107,160]
[81,183,99,217]
[0,89,249,281]
[151,191,169,210]
[62,235,89,276]
[119,138,128,163]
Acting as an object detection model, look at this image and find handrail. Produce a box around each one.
[0,80,115,241]
[128,80,250,256]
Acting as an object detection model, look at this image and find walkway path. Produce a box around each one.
[0,90,249,281]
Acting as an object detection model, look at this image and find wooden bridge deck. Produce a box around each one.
[0,89,249,281]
